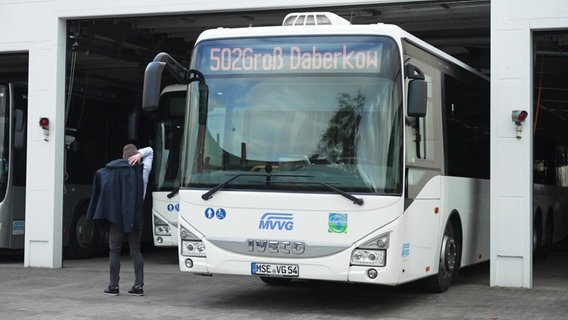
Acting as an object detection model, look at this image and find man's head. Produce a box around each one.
[123,144,138,159]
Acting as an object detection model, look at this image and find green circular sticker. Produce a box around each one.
[328,213,348,233]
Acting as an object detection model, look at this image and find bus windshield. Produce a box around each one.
[153,88,186,191]
[182,35,403,195]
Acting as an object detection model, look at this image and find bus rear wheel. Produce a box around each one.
[68,206,100,259]
[533,213,547,259]
[425,221,460,293]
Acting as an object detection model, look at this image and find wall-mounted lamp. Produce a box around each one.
[39,117,49,141]
[511,110,528,139]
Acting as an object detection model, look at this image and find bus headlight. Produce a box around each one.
[180,226,199,240]
[155,225,171,236]
[154,216,171,236]
[179,226,205,256]
[350,249,386,267]
[360,233,390,250]
[351,233,389,267]
[181,240,206,257]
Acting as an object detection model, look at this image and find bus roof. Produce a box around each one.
[195,12,487,80]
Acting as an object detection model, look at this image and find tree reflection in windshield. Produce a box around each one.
[312,90,365,165]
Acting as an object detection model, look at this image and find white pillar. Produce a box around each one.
[490,1,533,288]
[23,16,66,268]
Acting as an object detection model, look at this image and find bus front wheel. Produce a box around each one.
[424,221,461,293]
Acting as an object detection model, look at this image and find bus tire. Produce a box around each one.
[68,204,100,259]
[260,277,293,286]
[533,213,545,259]
[544,213,553,248]
[538,212,554,258]
[424,220,461,293]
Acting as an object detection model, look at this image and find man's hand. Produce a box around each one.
[128,152,142,166]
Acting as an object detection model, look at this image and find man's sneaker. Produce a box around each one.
[128,286,144,296]
[104,286,119,296]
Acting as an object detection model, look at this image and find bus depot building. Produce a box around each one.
[0,0,567,290]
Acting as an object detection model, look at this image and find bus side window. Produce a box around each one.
[444,74,489,179]
[13,94,27,187]
[14,109,25,150]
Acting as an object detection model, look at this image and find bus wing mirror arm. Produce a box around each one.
[153,52,191,83]
[143,52,196,111]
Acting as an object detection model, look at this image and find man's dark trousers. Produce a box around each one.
[108,223,144,288]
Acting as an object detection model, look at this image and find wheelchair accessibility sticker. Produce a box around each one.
[167,203,180,212]
[205,207,227,220]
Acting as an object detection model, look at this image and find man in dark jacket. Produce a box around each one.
[87,144,153,296]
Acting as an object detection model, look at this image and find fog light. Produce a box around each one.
[157,237,163,244]
[185,258,194,269]
[367,268,378,279]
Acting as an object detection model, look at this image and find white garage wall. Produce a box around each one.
[491,0,568,288]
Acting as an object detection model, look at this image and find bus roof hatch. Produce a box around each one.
[282,12,351,26]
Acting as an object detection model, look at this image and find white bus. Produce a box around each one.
[0,82,28,252]
[142,12,491,292]
[151,84,186,247]
[532,108,568,257]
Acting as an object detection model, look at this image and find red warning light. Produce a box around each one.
[511,110,528,124]
[39,117,49,129]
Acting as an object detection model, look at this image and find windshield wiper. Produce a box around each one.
[201,172,310,200]
[307,181,364,206]
[201,173,246,200]
[167,187,179,199]
[201,172,364,206]
[269,180,364,206]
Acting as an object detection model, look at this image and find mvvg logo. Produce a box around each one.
[258,212,294,231]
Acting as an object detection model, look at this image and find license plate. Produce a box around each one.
[251,263,299,277]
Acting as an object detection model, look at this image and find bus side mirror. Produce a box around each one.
[142,61,166,111]
[407,79,427,117]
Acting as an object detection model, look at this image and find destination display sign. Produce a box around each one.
[196,37,389,74]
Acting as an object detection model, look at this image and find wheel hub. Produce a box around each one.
[441,235,457,273]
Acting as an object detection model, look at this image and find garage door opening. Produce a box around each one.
[532,30,568,288]
[0,2,490,265]
[59,3,489,259]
